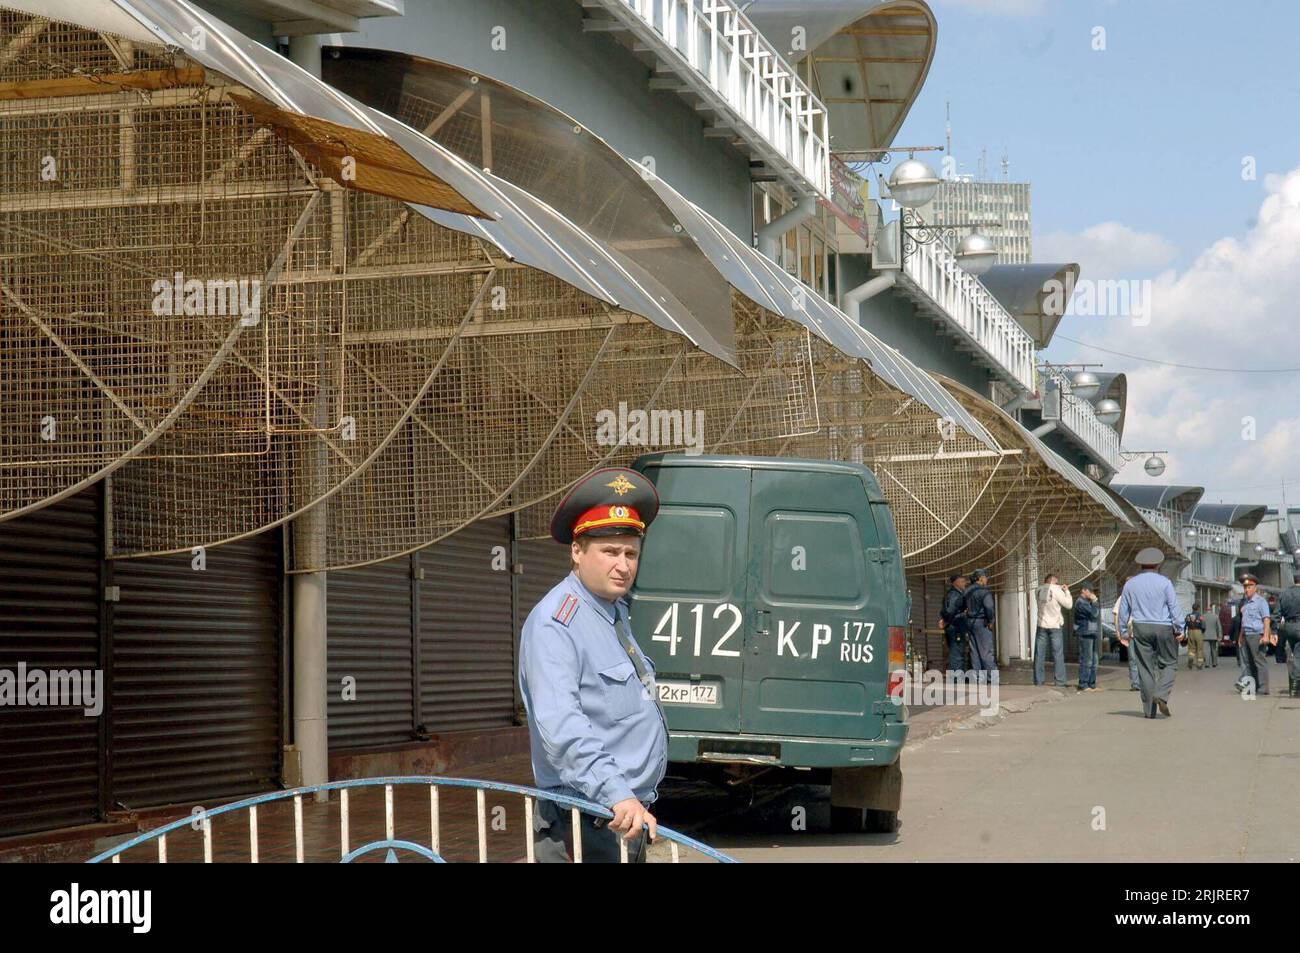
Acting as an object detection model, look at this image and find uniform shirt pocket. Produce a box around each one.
[597,661,641,723]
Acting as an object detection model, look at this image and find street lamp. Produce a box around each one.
[1094,398,1122,427]
[887,158,941,208]
[1144,456,1166,477]
[1070,371,1101,400]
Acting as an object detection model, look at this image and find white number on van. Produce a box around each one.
[652,602,742,657]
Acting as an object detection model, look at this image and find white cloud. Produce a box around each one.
[1063,168,1300,506]
[1037,221,1178,278]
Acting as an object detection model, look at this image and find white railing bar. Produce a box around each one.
[430,786,440,858]
[476,788,487,863]
[202,813,212,864]
[619,834,629,864]
[385,784,395,842]
[571,807,583,863]
[671,841,680,863]
[112,854,120,864]
[524,796,535,864]
[293,794,304,864]
[158,833,166,863]
[340,788,349,859]
[249,805,259,864]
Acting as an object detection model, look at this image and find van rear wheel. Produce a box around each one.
[830,806,899,834]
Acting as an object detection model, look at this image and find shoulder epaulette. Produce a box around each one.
[552,593,580,627]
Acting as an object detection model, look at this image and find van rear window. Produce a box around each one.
[763,511,865,604]
[635,506,734,598]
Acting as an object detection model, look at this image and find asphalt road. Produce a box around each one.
[658,660,1300,862]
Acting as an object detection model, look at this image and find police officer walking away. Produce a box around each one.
[519,467,667,862]
[1235,573,1276,696]
[940,573,969,674]
[964,569,998,681]
[1278,572,1300,697]
[1117,548,1183,718]
[1203,602,1222,668]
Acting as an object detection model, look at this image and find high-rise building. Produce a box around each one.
[928,173,1033,264]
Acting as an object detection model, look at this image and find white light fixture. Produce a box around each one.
[1094,398,1122,427]
[887,158,940,208]
[1070,371,1101,400]
[1185,528,1197,539]
[955,232,998,276]
[1255,543,1265,554]
[1144,455,1166,477]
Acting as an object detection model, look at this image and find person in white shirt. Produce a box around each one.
[1034,573,1073,688]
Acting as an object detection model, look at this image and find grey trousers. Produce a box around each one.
[1238,631,1271,695]
[1206,638,1219,666]
[533,798,648,863]
[1131,622,1178,715]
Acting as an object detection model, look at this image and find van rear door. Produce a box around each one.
[741,468,889,741]
[631,463,749,735]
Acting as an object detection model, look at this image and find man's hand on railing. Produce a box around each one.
[610,798,657,842]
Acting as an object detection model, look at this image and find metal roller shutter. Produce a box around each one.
[109,533,281,810]
[0,490,103,837]
[418,518,515,732]
[513,537,573,636]
[327,556,414,749]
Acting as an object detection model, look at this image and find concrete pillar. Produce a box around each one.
[288,34,323,78]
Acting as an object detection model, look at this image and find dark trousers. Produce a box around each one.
[945,629,968,672]
[1238,631,1271,695]
[1131,622,1177,715]
[968,619,996,677]
[533,798,648,863]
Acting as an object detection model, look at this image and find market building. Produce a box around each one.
[0,0,1174,852]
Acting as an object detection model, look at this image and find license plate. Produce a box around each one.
[657,680,719,706]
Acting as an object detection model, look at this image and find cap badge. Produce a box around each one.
[606,474,635,496]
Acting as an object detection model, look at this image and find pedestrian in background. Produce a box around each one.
[1277,572,1300,697]
[1074,585,1100,691]
[1235,574,1276,696]
[1203,602,1222,668]
[964,569,998,683]
[1034,573,1073,688]
[1183,607,1206,670]
[939,572,969,675]
[1117,548,1183,718]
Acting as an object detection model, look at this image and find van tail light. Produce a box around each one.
[887,626,906,697]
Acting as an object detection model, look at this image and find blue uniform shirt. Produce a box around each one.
[519,571,668,808]
[1117,569,1182,633]
[1239,593,1272,635]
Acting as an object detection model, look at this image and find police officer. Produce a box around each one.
[1183,606,1206,670]
[519,467,667,862]
[964,569,998,681]
[1117,548,1183,718]
[1203,602,1222,668]
[1235,574,1276,696]
[1278,572,1300,697]
[939,573,969,674]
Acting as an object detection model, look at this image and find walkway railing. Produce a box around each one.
[86,776,736,864]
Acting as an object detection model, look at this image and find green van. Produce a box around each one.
[630,453,910,832]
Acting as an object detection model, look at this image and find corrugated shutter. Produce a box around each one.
[513,537,573,636]
[0,490,103,837]
[418,518,515,732]
[327,556,414,749]
[109,533,281,809]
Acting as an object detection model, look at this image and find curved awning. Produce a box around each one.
[325,47,997,450]
[1190,502,1268,530]
[979,262,1079,349]
[746,0,936,154]
[1113,484,1205,514]
[0,0,738,365]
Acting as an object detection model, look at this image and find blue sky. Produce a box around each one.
[891,0,1300,509]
